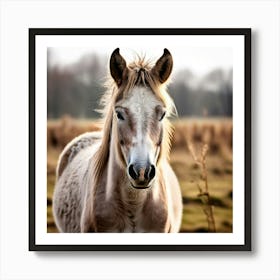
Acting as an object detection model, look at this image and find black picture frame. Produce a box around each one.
[29,28,251,251]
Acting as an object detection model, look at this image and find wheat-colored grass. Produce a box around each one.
[187,141,216,232]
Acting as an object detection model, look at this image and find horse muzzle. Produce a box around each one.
[127,163,156,189]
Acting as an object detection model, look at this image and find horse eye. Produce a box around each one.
[116,111,125,120]
[159,111,166,121]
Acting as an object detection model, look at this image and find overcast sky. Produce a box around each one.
[48,35,233,76]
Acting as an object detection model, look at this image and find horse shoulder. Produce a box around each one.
[53,132,102,232]
[56,131,102,178]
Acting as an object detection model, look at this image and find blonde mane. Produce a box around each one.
[92,55,176,185]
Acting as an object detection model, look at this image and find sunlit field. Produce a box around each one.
[47,116,232,233]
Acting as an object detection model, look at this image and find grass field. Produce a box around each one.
[47,116,232,233]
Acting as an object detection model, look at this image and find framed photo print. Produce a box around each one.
[29,28,251,251]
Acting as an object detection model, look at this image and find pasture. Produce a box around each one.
[47,116,232,233]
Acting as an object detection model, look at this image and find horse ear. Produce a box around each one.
[151,48,173,84]
[110,48,128,87]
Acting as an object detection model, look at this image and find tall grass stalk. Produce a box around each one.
[187,140,216,233]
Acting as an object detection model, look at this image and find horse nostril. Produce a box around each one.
[128,164,138,180]
[148,165,156,180]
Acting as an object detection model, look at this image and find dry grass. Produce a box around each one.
[187,141,216,232]
[47,116,232,233]
[47,115,102,149]
[172,118,232,160]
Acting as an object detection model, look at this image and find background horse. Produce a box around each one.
[53,48,183,232]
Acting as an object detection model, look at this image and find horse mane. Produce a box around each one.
[91,55,177,185]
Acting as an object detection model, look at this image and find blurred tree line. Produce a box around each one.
[47,51,232,119]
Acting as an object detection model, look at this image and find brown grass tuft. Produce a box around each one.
[186,139,216,233]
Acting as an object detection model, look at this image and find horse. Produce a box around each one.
[52,48,183,233]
